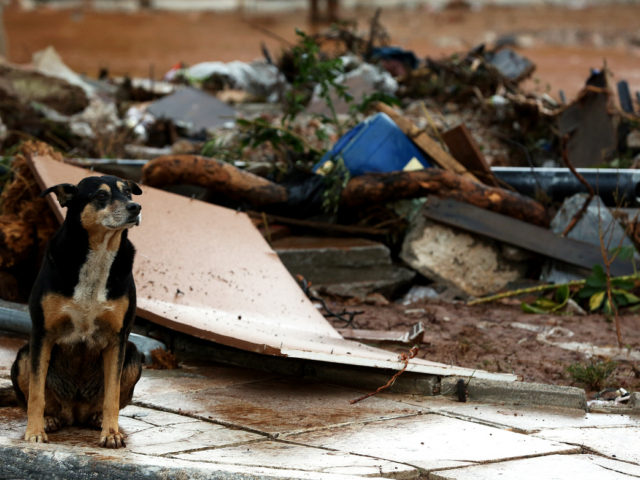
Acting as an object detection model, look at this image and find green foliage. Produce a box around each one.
[576,264,640,314]
[521,284,570,314]
[320,157,350,215]
[283,29,350,133]
[566,359,617,391]
[236,118,308,155]
[282,29,399,135]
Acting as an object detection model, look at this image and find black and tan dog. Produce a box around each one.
[11,175,143,448]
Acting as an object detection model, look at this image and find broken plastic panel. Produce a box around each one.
[28,155,516,381]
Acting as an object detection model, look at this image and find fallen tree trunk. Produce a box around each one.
[142,155,548,226]
[341,169,549,227]
[141,155,288,207]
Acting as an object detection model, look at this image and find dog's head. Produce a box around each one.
[42,176,142,231]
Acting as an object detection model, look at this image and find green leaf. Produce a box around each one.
[611,278,635,290]
[603,297,616,315]
[589,291,606,311]
[585,265,607,289]
[554,284,570,304]
[535,298,560,309]
[577,285,602,299]
[610,245,636,261]
[612,288,640,305]
[521,291,568,314]
[521,302,550,314]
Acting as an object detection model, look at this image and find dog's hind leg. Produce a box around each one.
[119,341,142,408]
[23,337,54,443]
[11,345,30,408]
[13,344,72,434]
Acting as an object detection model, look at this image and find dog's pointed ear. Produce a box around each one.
[126,180,142,195]
[40,183,78,207]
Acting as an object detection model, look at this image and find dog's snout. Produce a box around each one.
[127,203,141,215]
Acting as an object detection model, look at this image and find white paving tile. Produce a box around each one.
[535,426,640,464]
[287,413,578,472]
[430,454,640,480]
[393,395,640,433]
[175,440,418,478]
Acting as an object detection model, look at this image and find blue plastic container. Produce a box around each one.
[314,112,430,176]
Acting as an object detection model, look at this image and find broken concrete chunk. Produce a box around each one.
[273,236,415,299]
[400,215,528,298]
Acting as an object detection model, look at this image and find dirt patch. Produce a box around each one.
[327,297,640,397]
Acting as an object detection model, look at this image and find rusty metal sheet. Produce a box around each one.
[28,155,516,382]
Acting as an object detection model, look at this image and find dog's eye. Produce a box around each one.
[95,190,110,201]
[122,187,131,198]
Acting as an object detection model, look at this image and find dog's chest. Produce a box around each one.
[59,244,118,344]
[74,246,116,304]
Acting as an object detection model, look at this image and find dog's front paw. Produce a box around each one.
[24,429,48,443]
[100,429,126,448]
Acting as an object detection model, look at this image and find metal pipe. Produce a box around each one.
[491,167,640,206]
[0,300,166,364]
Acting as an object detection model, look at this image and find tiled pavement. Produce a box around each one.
[0,334,639,479]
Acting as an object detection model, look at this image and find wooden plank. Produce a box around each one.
[441,124,500,187]
[376,102,480,183]
[421,196,634,276]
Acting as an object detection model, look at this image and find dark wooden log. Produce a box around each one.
[142,155,548,227]
[141,155,288,207]
[341,169,549,227]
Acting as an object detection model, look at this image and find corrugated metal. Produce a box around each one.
[28,155,517,382]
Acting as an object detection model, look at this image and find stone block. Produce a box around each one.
[274,236,415,298]
[400,216,528,297]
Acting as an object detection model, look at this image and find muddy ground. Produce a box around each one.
[5,2,640,99]
[326,297,640,397]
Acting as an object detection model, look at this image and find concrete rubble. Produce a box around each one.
[400,216,529,298]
